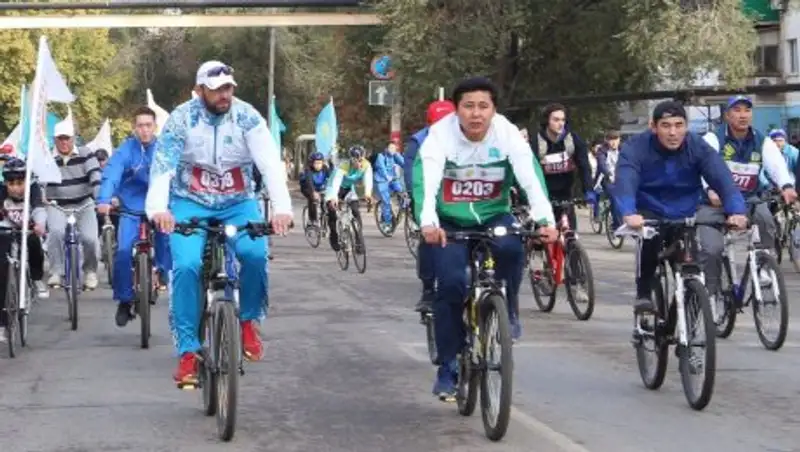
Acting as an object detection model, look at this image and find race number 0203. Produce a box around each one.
[450,180,495,198]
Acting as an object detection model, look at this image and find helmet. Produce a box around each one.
[308,151,324,162]
[2,158,26,181]
[95,149,109,161]
[348,145,365,160]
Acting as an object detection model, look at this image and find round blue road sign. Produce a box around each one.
[370,55,395,80]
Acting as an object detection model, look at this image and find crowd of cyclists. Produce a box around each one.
[2,61,800,441]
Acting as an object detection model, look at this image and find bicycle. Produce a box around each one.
[616,218,720,411]
[174,218,273,442]
[333,193,367,274]
[714,197,789,350]
[301,197,327,249]
[0,221,39,358]
[119,209,159,349]
[451,224,538,442]
[101,212,117,286]
[528,199,596,320]
[774,198,800,273]
[402,195,420,260]
[49,201,94,331]
[373,189,409,237]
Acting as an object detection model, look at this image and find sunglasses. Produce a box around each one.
[205,65,234,78]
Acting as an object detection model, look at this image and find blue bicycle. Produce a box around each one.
[49,201,93,331]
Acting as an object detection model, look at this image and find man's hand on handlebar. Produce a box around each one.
[727,214,748,230]
[537,224,558,243]
[152,212,175,234]
[421,225,447,247]
[271,213,293,236]
[96,204,112,215]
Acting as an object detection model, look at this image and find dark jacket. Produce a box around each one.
[535,129,592,198]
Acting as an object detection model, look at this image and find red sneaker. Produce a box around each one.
[173,352,199,387]
[241,320,263,361]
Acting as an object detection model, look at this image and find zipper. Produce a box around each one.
[212,123,219,166]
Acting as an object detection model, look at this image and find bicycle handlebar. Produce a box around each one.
[445,225,541,242]
[174,219,276,238]
[550,198,587,208]
[48,200,94,216]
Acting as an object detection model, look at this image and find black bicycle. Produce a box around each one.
[0,221,38,358]
[101,211,117,287]
[374,190,409,238]
[450,223,538,442]
[616,217,721,411]
[119,209,159,349]
[175,218,273,442]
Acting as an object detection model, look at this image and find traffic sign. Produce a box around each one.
[368,80,395,106]
[370,55,395,80]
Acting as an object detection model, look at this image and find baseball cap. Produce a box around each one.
[651,100,687,122]
[726,95,752,109]
[196,60,237,90]
[769,128,788,139]
[53,119,75,138]
[426,100,455,125]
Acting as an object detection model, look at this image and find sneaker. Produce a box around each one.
[173,352,199,387]
[414,288,435,313]
[510,316,522,342]
[115,303,134,327]
[34,280,49,299]
[241,320,263,361]
[84,272,99,290]
[432,360,458,402]
[47,274,62,288]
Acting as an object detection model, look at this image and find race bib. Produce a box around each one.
[541,152,575,175]
[726,161,760,191]
[3,200,23,226]
[189,166,246,195]
[441,167,504,203]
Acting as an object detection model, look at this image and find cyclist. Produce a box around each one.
[145,61,293,386]
[535,103,594,229]
[373,141,405,230]
[45,118,102,290]
[700,96,796,299]
[325,145,373,252]
[98,106,172,327]
[298,152,331,225]
[0,159,49,337]
[761,128,798,190]
[95,149,110,170]
[415,77,557,400]
[614,100,747,313]
[403,100,456,313]
[593,130,622,229]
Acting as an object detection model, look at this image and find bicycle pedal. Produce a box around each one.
[177,381,198,391]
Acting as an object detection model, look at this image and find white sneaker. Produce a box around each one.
[47,274,62,287]
[34,280,49,299]
[84,272,99,290]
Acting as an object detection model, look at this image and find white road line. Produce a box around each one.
[394,341,592,452]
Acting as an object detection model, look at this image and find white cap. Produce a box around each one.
[196,60,237,90]
[54,117,74,138]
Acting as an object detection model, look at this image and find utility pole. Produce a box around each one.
[267,25,276,129]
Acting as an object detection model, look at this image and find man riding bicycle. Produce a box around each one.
[614,101,748,313]
[373,141,405,230]
[0,159,49,341]
[145,61,293,386]
[415,77,557,400]
[325,145,373,252]
[98,106,172,328]
[298,151,331,225]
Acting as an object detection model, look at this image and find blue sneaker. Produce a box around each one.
[432,360,458,401]
[510,316,522,342]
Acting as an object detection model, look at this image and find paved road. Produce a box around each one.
[2,206,800,452]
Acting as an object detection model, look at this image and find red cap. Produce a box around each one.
[426,100,455,125]
[0,144,14,154]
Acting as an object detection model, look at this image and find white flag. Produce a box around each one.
[1,123,21,151]
[86,118,113,155]
[146,89,170,136]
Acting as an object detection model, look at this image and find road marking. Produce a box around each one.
[394,342,592,452]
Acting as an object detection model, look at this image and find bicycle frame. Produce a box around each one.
[548,199,581,286]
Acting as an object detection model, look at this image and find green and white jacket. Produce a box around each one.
[412,113,555,228]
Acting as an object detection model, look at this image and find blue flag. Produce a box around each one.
[269,95,286,156]
[18,84,60,159]
[315,97,337,158]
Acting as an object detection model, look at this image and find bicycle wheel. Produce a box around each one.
[786,218,800,274]
[136,253,152,349]
[635,269,669,390]
[678,278,716,411]
[423,313,437,365]
[479,292,513,441]
[373,201,394,237]
[751,251,788,351]
[336,226,350,271]
[304,205,321,248]
[714,257,737,339]
[351,220,367,274]
[69,245,80,331]
[529,246,556,312]
[215,301,240,441]
[589,203,603,234]
[301,205,309,231]
[404,214,419,260]
[6,265,18,358]
[102,227,115,286]
[199,307,217,416]
[604,210,624,249]
[564,241,595,321]
[456,347,479,417]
